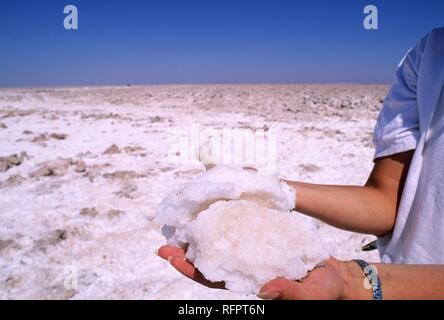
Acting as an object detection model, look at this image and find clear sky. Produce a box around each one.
[0,0,443,87]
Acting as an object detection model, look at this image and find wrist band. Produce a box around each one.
[353,259,383,300]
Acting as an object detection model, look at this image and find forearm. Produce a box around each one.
[340,260,444,300]
[284,151,414,236]
[285,180,396,236]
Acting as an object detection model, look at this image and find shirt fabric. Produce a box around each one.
[373,27,444,264]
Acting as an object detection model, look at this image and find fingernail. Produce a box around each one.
[167,256,174,263]
[257,291,280,300]
[155,249,159,256]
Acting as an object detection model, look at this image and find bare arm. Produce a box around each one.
[284,150,414,236]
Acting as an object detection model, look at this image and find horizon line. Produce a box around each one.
[0,81,391,90]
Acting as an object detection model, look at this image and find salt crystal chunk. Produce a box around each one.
[156,165,295,245]
[185,200,328,294]
[195,165,294,211]
[156,181,237,228]
[156,165,326,294]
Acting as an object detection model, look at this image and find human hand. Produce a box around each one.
[157,245,225,289]
[158,247,363,300]
[158,246,349,299]
[258,257,350,300]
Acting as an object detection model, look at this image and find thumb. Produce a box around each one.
[258,277,304,300]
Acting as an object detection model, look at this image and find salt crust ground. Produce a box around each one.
[0,85,384,299]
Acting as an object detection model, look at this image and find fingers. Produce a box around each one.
[168,256,197,279]
[258,258,343,300]
[157,245,200,280]
[171,256,225,289]
[157,245,195,278]
[259,277,304,300]
[170,256,225,289]
[156,245,226,289]
[157,245,186,260]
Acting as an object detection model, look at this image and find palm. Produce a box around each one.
[260,258,345,299]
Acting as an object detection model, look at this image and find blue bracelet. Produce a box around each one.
[353,259,383,300]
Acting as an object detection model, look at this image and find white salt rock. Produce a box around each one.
[156,165,295,245]
[156,181,236,228]
[155,165,323,293]
[195,165,295,212]
[185,200,328,294]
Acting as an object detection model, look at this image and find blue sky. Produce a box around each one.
[0,0,443,87]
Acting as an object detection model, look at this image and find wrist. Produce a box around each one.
[338,260,373,300]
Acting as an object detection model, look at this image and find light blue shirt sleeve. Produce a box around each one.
[372,39,425,159]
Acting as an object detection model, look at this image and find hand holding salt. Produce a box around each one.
[157,165,329,294]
